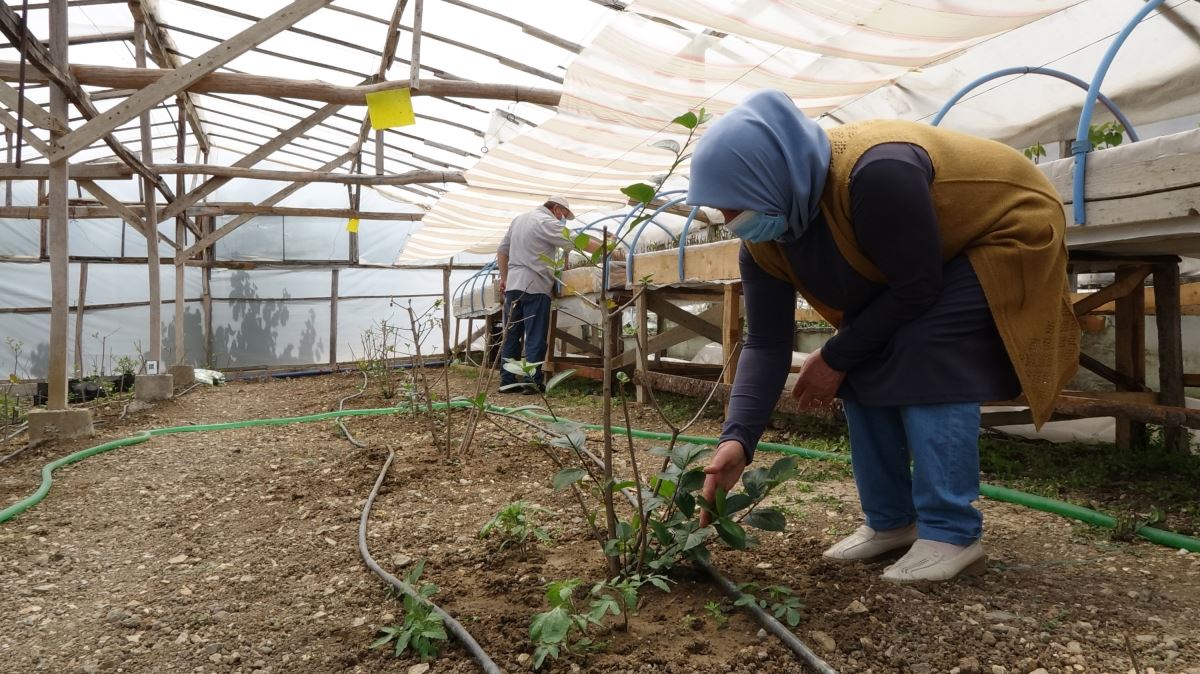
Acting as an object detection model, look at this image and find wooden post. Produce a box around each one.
[37,178,46,259]
[202,227,213,367]
[465,317,474,363]
[329,269,339,366]
[174,95,186,364]
[1114,267,1147,450]
[635,289,649,403]
[135,21,163,370]
[3,128,10,206]
[409,0,423,89]
[1153,262,1188,452]
[74,262,87,380]
[441,264,451,358]
[45,0,69,410]
[722,282,742,387]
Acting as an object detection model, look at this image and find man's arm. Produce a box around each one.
[497,225,513,294]
[497,253,509,294]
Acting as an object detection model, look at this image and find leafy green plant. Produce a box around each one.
[529,579,604,670]
[479,501,552,553]
[115,355,138,377]
[1088,121,1124,150]
[1022,142,1046,163]
[703,600,728,628]
[369,560,448,662]
[735,582,804,627]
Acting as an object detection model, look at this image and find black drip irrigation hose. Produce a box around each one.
[336,371,369,448]
[358,449,503,674]
[696,557,838,674]
[591,454,840,672]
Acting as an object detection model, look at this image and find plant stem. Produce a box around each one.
[617,381,649,576]
[599,227,620,577]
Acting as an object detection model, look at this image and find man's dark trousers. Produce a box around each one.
[498,290,552,387]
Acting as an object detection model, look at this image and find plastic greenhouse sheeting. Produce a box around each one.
[400,0,1200,260]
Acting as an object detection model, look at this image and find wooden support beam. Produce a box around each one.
[76,178,180,249]
[150,163,465,186]
[1070,280,1200,316]
[0,105,51,156]
[1114,266,1148,450]
[614,304,723,368]
[0,5,200,237]
[1153,263,1189,452]
[74,261,86,379]
[180,149,358,258]
[635,290,649,403]
[553,326,602,356]
[157,101,353,225]
[1072,265,1152,316]
[329,269,339,366]
[409,0,423,89]
[634,370,838,421]
[646,293,722,343]
[136,19,163,367]
[439,0,583,54]
[1185,374,1200,388]
[127,0,211,154]
[0,161,132,178]
[0,61,564,107]
[0,78,68,133]
[1079,353,1151,393]
[49,0,335,161]
[722,283,742,387]
[442,264,451,359]
[45,0,69,410]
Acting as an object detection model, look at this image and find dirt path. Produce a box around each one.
[1,370,1198,674]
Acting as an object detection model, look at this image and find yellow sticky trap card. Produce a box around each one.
[347,217,360,233]
[365,88,416,129]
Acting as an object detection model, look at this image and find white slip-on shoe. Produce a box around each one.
[881,539,987,583]
[822,524,918,562]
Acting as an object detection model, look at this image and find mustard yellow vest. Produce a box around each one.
[746,120,1079,428]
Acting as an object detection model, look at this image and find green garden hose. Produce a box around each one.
[3,401,1198,554]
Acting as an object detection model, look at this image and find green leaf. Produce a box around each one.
[615,371,630,383]
[741,467,768,501]
[677,491,696,519]
[620,182,656,204]
[676,469,705,494]
[552,467,587,490]
[714,487,727,517]
[531,607,572,644]
[561,226,572,239]
[550,429,587,451]
[573,232,591,251]
[500,382,533,392]
[682,526,712,551]
[502,361,528,376]
[651,138,681,154]
[649,519,672,545]
[767,456,798,482]
[725,493,753,514]
[544,368,576,393]
[369,630,396,650]
[615,521,633,541]
[672,111,699,129]
[714,517,747,550]
[611,479,636,493]
[648,446,672,457]
[744,508,786,532]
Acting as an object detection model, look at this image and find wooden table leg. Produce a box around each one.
[1153,262,1189,452]
[1114,267,1148,450]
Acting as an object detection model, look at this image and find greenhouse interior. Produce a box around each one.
[2,1,1200,673]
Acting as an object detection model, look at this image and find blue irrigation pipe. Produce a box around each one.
[625,195,691,284]
[676,207,702,282]
[930,66,1139,144]
[1072,0,1166,224]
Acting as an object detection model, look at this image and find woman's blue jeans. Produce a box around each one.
[842,400,983,546]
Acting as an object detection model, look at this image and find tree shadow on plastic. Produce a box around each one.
[210,271,324,368]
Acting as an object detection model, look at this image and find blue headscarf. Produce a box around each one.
[686,89,831,241]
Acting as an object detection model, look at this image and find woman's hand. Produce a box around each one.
[700,441,748,527]
[790,348,845,409]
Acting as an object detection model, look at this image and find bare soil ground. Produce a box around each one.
[1,368,1198,674]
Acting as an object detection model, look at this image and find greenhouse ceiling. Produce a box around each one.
[2,0,1199,262]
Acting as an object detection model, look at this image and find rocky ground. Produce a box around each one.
[0,368,1197,674]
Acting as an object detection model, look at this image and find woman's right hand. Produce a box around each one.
[699,441,748,527]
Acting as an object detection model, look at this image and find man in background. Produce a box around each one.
[496,196,588,393]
